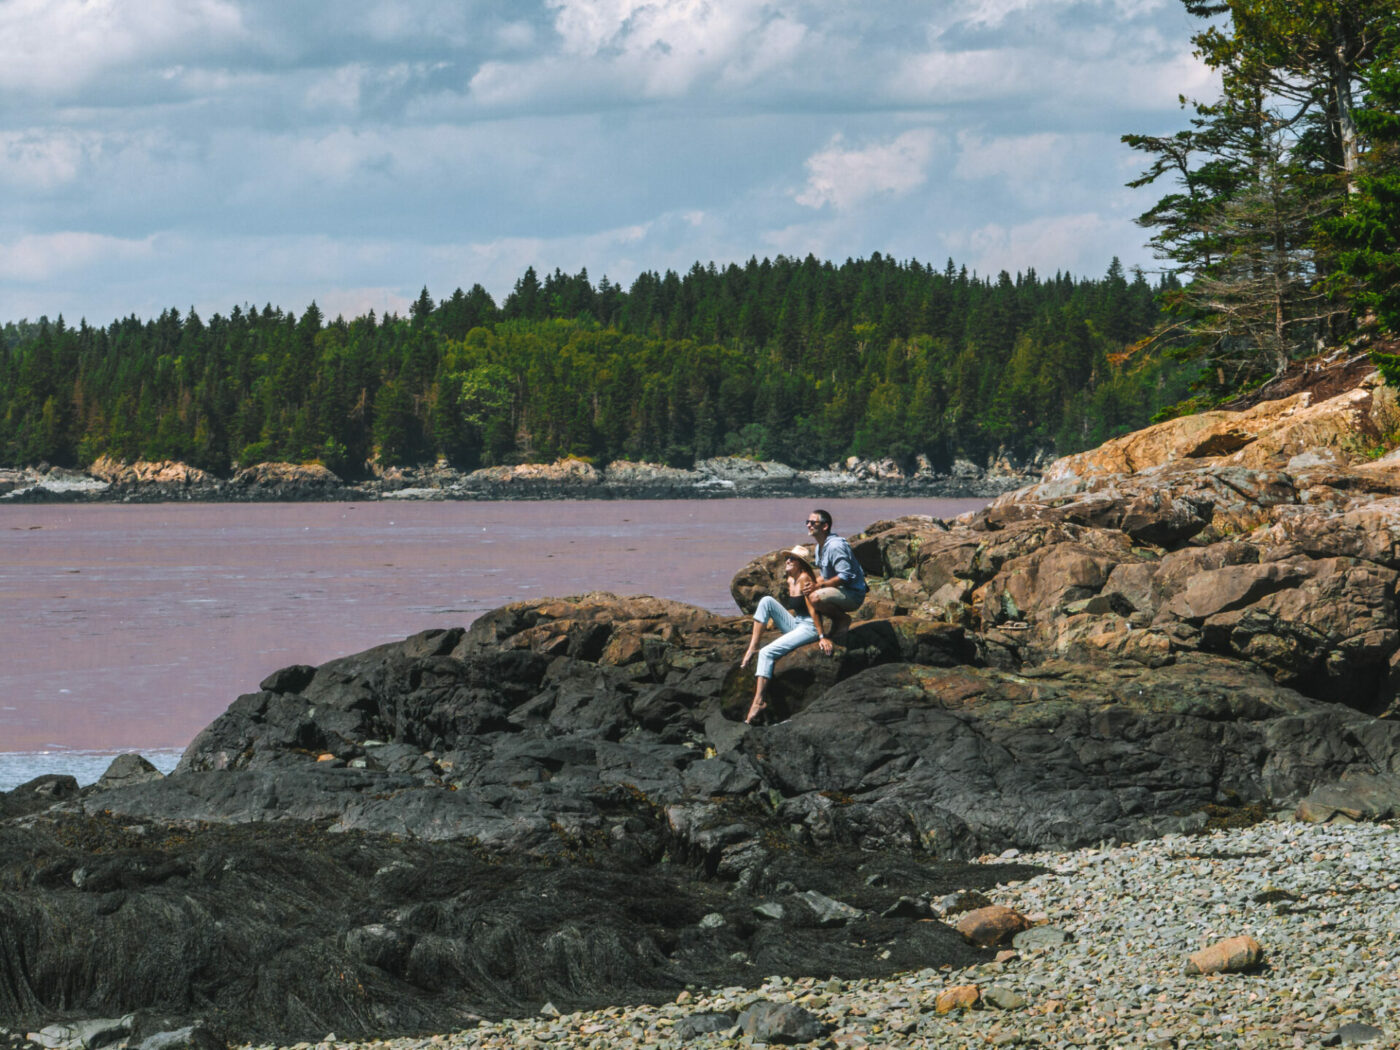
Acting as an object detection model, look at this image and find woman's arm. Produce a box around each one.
[801,575,826,640]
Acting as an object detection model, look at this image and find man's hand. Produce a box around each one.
[800,577,814,594]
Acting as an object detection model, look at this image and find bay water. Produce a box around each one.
[0,496,986,788]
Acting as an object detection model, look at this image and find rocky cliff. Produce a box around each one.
[5,364,1400,1044]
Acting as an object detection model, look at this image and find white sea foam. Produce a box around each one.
[0,748,183,792]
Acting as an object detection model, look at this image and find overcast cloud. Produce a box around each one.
[0,0,1212,324]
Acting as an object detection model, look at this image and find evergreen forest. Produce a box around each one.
[2,0,1397,477]
[0,256,1189,475]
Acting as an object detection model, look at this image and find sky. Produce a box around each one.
[0,0,1217,326]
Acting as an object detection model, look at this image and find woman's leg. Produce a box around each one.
[746,617,820,723]
[742,596,794,669]
[746,675,770,724]
[756,619,820,677]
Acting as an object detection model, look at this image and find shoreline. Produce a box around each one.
[232,817,1393,1050]
[0,455,1038,504]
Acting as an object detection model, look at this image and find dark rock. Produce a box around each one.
[935,890,994,917]
[797,890,863,927]
[881,896,932,919]
[96,755,164,792]
[1322,1022,1387,1046]
[134,1023,225,1050]
[982,985,1029,1010]
[1011,925,1072,950]
[737,1001,827,1044]
[672,1012,737,1039]
[28,1017,131,1050]
[1295,770,1400,822]
[23,775,80,800]
[259,665,317,694]
[0,775,81,820]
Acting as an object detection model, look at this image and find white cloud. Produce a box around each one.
[0,232,156,282]
[303,65,372,115]
[0,0,1211,323]
[795,129,940,210]
[954,0,1169,32]
[952,129,1119,209]
[954,130,1064,182]
[496,20,539,50]
[891,47,1028,103]
[956,0,1042,31]
[538,0,809,97]
[0,130,90,189]
[313,287,415,321]
[945,212,1126,276]
[0,0,248,95]
[894,42,1212,112]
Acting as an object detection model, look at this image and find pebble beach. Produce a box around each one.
[253,818,1400,1050]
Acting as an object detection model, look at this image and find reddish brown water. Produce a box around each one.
[0,497,986,758]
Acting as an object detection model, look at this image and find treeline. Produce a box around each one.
[0,254,1193,475]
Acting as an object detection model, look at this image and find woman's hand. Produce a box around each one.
[740,647,757,669]
[818,636,834,656]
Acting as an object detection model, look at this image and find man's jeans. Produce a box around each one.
[752,595,819,678]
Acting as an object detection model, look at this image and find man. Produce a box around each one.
[802,509,867,655]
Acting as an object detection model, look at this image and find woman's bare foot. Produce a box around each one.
[740,647,757,670]
[744,697,766,724]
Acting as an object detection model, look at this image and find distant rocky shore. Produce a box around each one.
[5,363,1400,1047]
[0,452,1040,504]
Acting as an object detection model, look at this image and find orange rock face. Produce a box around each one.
[1043,372,1400,481]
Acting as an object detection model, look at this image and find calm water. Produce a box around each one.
[0,497,986,788]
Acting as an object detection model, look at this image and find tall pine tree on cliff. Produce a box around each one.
[1328,29,1400,376]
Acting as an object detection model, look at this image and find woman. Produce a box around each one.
[739,545,828,725]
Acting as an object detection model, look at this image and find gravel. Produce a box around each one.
[242,818,1400,1049]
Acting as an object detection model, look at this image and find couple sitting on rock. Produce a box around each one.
[740,509,868,724]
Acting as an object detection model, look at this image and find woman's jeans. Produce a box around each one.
[752,595,819,679]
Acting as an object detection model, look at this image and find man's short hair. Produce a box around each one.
[813,508,832,527]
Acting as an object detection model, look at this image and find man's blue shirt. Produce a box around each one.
[815,534,868,593]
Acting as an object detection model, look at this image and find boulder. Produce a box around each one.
[96,754,165,791]
[955,906,1031,948]
[1186,935,1264,975]
[934,985,981,1013]
[231,462,341,486]
[89,457,213,486]
[737,1001,827,1044]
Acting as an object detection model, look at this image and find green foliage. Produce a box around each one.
[1326,33,1400,368]
[1124,0,1394,400]
[0,259,1188,474]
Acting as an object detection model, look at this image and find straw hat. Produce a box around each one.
[781,545,815,573]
